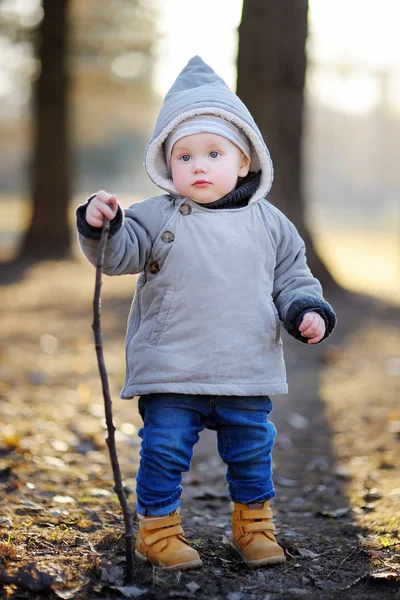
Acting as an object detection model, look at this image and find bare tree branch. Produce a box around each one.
[92,218,135,584]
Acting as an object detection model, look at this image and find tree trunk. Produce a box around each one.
[19,0,71,260]
[237,0,338,289]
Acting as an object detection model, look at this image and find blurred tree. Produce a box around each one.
[0,0,157,262]
[237,0,338,288]
[19,0,71,260]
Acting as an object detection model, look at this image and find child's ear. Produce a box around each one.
[238,154,250,177]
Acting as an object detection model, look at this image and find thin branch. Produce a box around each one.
[92,218,135,584]
[325,545,358,578]
[380,560,400,575]
[338,570,370,591]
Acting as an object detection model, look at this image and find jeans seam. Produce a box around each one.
[221,426,229,464]
[221,426,236,497]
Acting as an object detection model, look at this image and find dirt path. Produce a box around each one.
[0,259,399,599]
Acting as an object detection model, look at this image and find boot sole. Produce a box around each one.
[232,543,286,567]
[135,550,203,571]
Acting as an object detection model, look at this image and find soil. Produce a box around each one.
[0,257,399,600]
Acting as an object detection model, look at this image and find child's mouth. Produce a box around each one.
[193,180,211,187]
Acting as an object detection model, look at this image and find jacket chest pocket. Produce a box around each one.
[148,290,174,346]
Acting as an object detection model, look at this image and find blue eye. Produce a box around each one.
[210,151,219,158]
[180,154,190,162]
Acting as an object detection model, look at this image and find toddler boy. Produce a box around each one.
[76,56,336,570]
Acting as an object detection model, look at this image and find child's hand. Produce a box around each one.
[299,311,325,344]
[86,190,118,227]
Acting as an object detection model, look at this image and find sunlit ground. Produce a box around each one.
[0,196,399,306]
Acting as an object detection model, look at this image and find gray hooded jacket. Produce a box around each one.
[77,56,336,398]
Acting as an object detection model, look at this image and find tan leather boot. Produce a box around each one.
[135,511,202,571]
[232,501,286,567]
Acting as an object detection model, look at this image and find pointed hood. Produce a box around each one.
[145,56,274,204]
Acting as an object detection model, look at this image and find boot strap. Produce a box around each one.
[142,513,181,531]
[235,508,273,520]
[145,524,184,546]
[241,521,276,535]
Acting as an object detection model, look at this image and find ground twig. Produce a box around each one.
[325,545,358,578]
[92,218,135,584]
[339,570,370,591]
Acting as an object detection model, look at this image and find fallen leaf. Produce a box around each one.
[54,588,82,599]
[186,581,200,593]
[333,465,351,479]
[0,544,17,560]
[100,565,124,585]
[51,440,69,452]
[48,509,69,517]
[298,548,320,559]
[2,434,21,449]
[89,488,112,497]
[52,496,75,504]
[112,586,149,598]
[316,507,350,518]
[363,488,381,502]
[40,334,58,354]
[76,518,98,530]
[44,456,66,469]
[20,500,43,511]
[84,509,102,522]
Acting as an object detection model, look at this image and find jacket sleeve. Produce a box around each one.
[76,194,173,276]
[271,213,336,344]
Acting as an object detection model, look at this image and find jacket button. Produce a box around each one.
[148,260,160,274]
[161,231,174,243]
[179,203,192,216]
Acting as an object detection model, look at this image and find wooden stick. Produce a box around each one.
[92,218,135,584]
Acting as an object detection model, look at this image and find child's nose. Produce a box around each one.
[192,159,207,173]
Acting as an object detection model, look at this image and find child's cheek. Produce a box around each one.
[171,167,188,195]
[173,169,182,186]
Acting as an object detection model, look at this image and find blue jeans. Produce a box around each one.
[135,394,277,516]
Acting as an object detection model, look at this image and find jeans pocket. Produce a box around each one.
[148,289,174,346]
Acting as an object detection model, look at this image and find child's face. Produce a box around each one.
[170,133,250,204]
